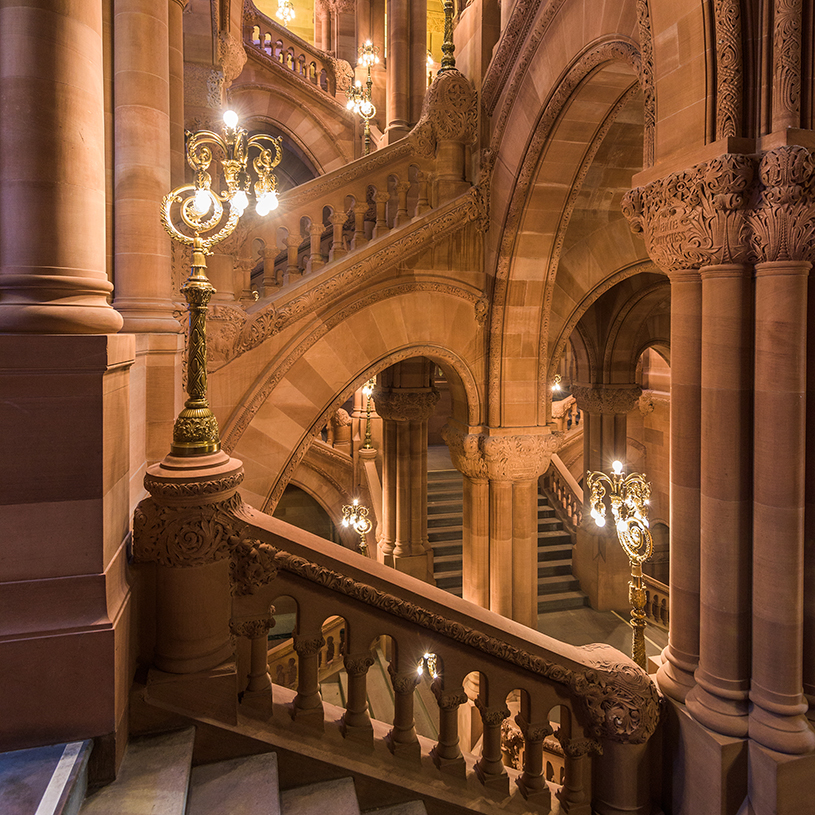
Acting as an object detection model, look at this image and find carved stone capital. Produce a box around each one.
[230,611,275,640]
[293,636,325,657]
[475,698,511,726]
[388,664,421,694]
[431,680,468,710]
[555,732,602,758]
[413,69,478,158]
[343,653,375,677]
[571,385,642,416]
[373,387,440,422]
[442,425,562,482]
[515,714,554,742]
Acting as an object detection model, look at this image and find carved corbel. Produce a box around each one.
[373,387,440,423]
[571,385,642,416]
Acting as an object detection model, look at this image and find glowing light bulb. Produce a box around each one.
[192,188,211,215]
[595,516,606,527]
[612,460,623,474]
[256,191,278,216]
[223,109,239,129]
[231,190,249,216]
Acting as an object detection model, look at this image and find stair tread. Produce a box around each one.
[281,778,360,815]
[80,728,196,815]
[187,753,280,815]
[363,803,427,815]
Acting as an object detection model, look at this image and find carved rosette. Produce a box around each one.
[373,387,440,423]
[413,69,478,158]
[571,385,642,416]
[623,147,815,269]
[442,424,562,482]
[343,653,375,677]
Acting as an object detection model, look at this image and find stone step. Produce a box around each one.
[187,753,280,815]
[537,558,574,578]
[80,728,196,815]
[537,544,573,562]
[363,802,427,815]
[427,526,463,542]
[281,778,360,815]
[427,500,463,514]
[537,575,582,594]
[537,529,573,542]
[427,469,461,482]
[427,512,463,528]
[433,554,464,572]
[537,591,590,614]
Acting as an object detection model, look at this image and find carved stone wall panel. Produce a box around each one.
[373,388,440,422]
[572,385,642,415]
[714,0,743,138]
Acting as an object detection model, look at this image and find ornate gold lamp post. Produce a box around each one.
[361,377,375,449]
[585,460,654,669]
[160,110,282,457]
[346,40,379,155]
[341,499,373,555]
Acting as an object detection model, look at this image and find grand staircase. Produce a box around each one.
[77,727,426,815]
[427,471,588,614]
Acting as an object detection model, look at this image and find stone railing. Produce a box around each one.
[643,575,669,629]
[551,395,582,436]
[135,476,662,815]
[244,3,346,99]
[542,454,583,531]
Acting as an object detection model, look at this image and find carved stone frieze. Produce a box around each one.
[263,543,663,744]
[572,385,643,416]
[143,470,245,500]
[442,424,562,482]
[373,388,440,423]
[622,146,815,268]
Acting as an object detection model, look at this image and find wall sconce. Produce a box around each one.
[341,499,373,556]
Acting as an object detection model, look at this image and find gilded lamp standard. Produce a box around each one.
[346,40,379,155]
[586,460,654,669]
[361,377,375,449]
[341,499,373,555]
[160,110,282,456]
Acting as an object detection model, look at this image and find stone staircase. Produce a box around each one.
[427,470,588,613]
[73,727,426,815]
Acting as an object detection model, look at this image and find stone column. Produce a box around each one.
[341,652,375,743]
[385,0,410,141]
[0,1,123,333]
[292,634,326,727]
[443,425,560,626]
[375,363,440,582]
[657,269,702,703]
[515,716,553,806]
[685,263,753,738]
[168,0,186,187]
[430,680,467,776]
[571,385,642,612]
[112,0,178,332]
[387,663,421,761]
[473,699,510,793]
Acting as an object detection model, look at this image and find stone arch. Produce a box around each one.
[218,289,484,512]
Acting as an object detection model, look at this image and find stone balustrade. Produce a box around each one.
[551,394,582,435]
[542,453,583,531]
[643,575,669,629]
[244,5,342,98]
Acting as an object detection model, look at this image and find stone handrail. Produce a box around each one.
[643,575,669,629]
[244,2,348,100]
[542,454,583,530]
[134,472,661,814]
[551,394,582,436]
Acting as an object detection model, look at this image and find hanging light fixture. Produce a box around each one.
[276,0,295,27]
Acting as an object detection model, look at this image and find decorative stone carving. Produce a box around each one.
[261,543,662,744]
[343,653,375,677]
[431,682,468,710]
[230,537,279,595]
[184,64,224,109]
[293,636,326,657]
[218,31,247,84]
[475,698,511,726]
[230,610,275,639]
[143,470,245,500]
[714,0,743,138]
[388,664,421,694]
[623,147,815,270]
[442,424,562,482]
[373,388,440,423]
[515,715,554,742]
[571,385,643,416]
[773,0,802,126]
[634,0,656,166]
[555,732,602,758]
[413,70,478,158]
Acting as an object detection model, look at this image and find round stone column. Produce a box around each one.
[686,263,753,738]
[0,1,123,333]
[657,269,702,703]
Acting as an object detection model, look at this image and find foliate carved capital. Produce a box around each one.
[343,653,375,677]
[623,147,815,268]
[442,425,562,482]
[230,611,275,640]
[388,664,421,694]
[515,714,554,742]
[555,732,602,758]
[373,387,440,422]
[431,680,468,710]
[293,636,325,657]
[571,385,642,416]
[475,698,511,727]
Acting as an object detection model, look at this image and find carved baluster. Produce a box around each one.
[430,678,467,777]
[414,171,431,216]
[556,735,594,815]
[328,211,347,261]
[386,663,421,761]
[263,245,279,294]
[372,191,390,238]
[292,634,325,727]
[308,222,325,272]
[352,202,368,250]
[394,181,411,226]
[515,715,553,806]
[474,699,510,793]
[286,233,302,282]
[341,652,375,744]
